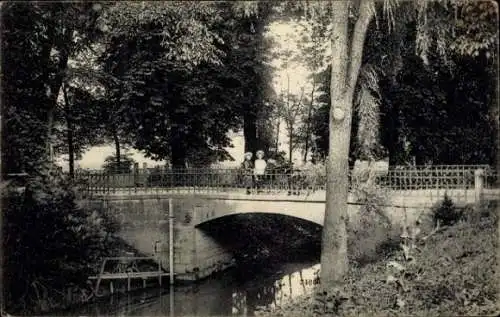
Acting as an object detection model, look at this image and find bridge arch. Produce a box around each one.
[192,199,326,227]
[195,211,324,228]
[194,211,323,266]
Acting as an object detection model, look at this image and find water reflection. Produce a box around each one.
[62,262,320,316]
[232,263,320,314]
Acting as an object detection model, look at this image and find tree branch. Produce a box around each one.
[347,0,375,98]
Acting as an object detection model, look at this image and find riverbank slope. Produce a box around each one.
[257,201,499,316]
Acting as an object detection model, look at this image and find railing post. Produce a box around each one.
[474,168,484,209]
[133,163,139,192]
[168,198,174,285]
[143,162,148,191]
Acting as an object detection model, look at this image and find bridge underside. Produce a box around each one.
[196,212,322,265]
[194,200,326,227]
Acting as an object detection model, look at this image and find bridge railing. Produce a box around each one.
[373,165,486,191]
[75,165,495,195]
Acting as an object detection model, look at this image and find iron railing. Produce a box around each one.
[74,165,495,196]
[484,170,498,189]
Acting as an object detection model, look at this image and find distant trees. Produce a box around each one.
[102,154,136,174]
[229,2,277,155]
[276,86,307,163]
[1,1,278,174]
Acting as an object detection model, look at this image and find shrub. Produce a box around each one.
[2,164,120,314]
[432,193,464,226]
[463,200,499,225]
[102,154,136,174]
[348,169,396,266]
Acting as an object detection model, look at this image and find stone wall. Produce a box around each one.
[81,196,237,281]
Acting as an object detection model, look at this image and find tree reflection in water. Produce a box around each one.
[232,263,320,315]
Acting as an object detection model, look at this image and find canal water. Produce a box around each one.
[60,261,320,316]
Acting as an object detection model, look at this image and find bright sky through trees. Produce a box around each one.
[267,21,312,96]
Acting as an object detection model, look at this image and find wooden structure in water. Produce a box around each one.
[88,255,175,296]
[88,198,176,296]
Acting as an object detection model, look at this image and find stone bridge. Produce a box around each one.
[80,185,488,282]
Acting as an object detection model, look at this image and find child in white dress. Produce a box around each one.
[254,150,267,192]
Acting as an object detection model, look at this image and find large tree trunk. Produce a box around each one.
[493,57,500,182]
[244,111,258,154]
[62,83,74,178]
[170,131,187,169]
[321,2,350,288]
[321,0,373,289]
[112,128,121,173]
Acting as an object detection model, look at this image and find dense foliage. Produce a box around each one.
[1,2,103,175]
[308,22,497,165]
[2,166,123,313]
[97,2,276,168]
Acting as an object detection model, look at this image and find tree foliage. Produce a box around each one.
[305,2,497,165]
[96,2,276,168]
[1,2,104,175]
[102,153,136,174]
[2,166,121,313]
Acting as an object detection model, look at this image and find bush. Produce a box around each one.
[2,165,120,314]
[348,211,400,267]
[348,173,396,266]
[463,200,499,225]
[432,193,464,226]
[102,154,136,174]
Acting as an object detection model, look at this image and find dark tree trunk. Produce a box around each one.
[113,128,121,174]
[275,118,280,151]
[170,132,187,170]
[62,83,74,178]
[244,112,258,155]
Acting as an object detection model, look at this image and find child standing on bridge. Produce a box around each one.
[254,150,267,193]
[241,152,254,194]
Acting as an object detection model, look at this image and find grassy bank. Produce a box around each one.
[257,201,499,316]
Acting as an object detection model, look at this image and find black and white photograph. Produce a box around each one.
[1,1,499,316]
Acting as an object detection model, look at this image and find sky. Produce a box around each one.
[268,21,312,95]
[57,20,313,170]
